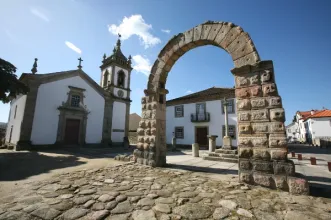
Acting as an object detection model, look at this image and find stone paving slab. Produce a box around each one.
[1,163,330,220]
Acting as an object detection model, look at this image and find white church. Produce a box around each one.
[4,37,132,150]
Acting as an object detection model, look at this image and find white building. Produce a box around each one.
[290,109,331,144]
[166,87,238,148]
[5,37,132,150]
[285,122,299,142]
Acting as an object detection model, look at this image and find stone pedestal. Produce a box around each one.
[172,137,177,151]
[192,143,199,157]
[208,135,218,152]
[222,136,232,149]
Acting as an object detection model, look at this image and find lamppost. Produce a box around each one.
[222,97,232,149]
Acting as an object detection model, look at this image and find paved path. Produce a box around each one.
[0,163,330,220]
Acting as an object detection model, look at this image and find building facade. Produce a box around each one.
[4,37,132,150]
[285,122,299,142]
[166,87,238,148]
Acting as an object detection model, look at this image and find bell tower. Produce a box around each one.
[100,34,133,146]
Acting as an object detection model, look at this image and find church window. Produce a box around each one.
[117,71,125,88]
[103,70,109,87]
[71,95,81,107]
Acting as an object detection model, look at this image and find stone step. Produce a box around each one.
[202,155,238,163]
[215,149,238,154]
[205,152,238,159]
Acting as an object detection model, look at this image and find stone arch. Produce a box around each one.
[134,21,309,194]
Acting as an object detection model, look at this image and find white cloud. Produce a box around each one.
[30,7,50,22]
[186,90,193,94]
[65,41,82,54]
[161,29,171,34]
[108,14,161,49]
[132,55,151,76]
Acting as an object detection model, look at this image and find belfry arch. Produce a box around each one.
[134,21,309,194]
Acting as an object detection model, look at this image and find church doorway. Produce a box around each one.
[195,126,208,147]
[64,119,80,145]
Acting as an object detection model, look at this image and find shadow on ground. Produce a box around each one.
[166,163,238,175]
[288,144,331,155]
[0,151,86,181]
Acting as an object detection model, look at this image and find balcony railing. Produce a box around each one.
[191,112,210,122]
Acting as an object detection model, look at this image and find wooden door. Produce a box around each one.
[196,127,208,146]
[64,119,80,145]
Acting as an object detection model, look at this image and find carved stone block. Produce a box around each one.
[252,123,269,133]
[145,128,151,136]
[250,86,262,97]
[137,136,144,143]
[269,134,287,148]
[239,171,253,184]
[251,136,269,148]
[151,110,157,119]
[152,102,157,109]
[142,111,151,119]
[262,83,277,97]
[142,104,147,110]
[141,97,146,104]
[235,76,249,87]
[148,160,156,167]
[270,149,287,160]
[268,96,282,108]
[252,161,273,173]
[270,108,285,122]
[238,111,251,122]
[253,173,273,187]
[273,175,288,190]
[251,98,266,109]
[147,104,152,110]
[235,88,250,99]
[251,109,269,121]
[151,128,157,135]
[238,147,253,158]
[288,177,309,195]
[149,136,155,143]
[253,148,271,160]
[239,159,252,170]
[137,128,145,135]
[151,120,156,128]
[250,73,260,86]
[261,69,273,84]
[237,99,251,110]
[143,143,149,150]
[238,137,253,147]
[238,123,252,135]
[269,122,285,133]
[273,161,295,175]
[144,137,150,143]
[136,143,143,150]
[139,120,146,128]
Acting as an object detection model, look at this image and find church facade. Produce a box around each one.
[4,37,132,150]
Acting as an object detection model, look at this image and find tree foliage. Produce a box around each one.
[0,58,29,103]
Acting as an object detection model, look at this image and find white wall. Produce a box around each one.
[286,123,299,141]
[309,117,331,139]
[30,76,104,145]
[166,99,238,147]
[5,94,27,144]
[111,101,126,142]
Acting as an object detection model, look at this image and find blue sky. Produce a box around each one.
[1,0,331,125]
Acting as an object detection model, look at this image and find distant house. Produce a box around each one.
[166,87,237,148]
[285,122,299,142]
[291,109,331,144]
[129,113,141,132]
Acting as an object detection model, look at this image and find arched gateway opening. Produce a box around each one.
[134,21,309,194]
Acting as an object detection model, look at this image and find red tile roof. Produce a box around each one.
[302,109,331,121]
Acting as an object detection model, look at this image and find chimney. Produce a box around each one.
[311,110,315,115]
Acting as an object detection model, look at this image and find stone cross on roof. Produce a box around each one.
[78,57,83,69]
[31,58,38,74]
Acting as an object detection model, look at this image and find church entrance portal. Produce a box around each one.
[64,119,80,145]
[134,21,309,194]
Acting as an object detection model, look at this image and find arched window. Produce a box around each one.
[117,70,125,88]
[103,70,109,87]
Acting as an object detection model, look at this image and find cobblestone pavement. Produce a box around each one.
[0,163,331,220]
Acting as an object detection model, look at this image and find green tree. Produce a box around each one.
[0,58,29,103]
